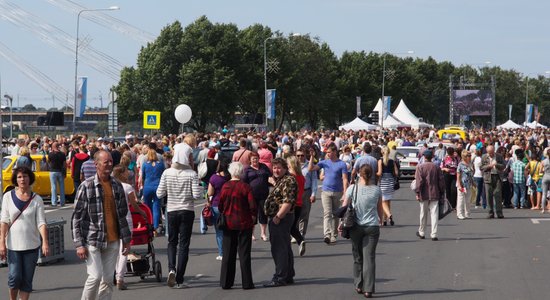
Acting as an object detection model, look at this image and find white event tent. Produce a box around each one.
[497,119,522,129]
[392,99,433,129]
[339,117,378,131]
[523,121,548,129]
[372,99,406,128]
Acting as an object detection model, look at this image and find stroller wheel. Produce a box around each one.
[154,261,162,282]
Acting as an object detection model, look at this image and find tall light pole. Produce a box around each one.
[264,33,301,130]
[381,50,414,128]
[74,6,119,134]
[3,94,13,139]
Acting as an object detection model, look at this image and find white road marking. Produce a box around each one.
[45,205,73,214]
[530,218,550,224]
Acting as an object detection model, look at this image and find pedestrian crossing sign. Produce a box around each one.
[143,111,161,129]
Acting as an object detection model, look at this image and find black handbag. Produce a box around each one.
[341,184,358,237]
[216,211,227,230]
[393,176,400,190]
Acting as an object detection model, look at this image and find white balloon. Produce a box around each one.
[175,104,192,124]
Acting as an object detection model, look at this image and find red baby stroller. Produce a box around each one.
[125,203,162,282]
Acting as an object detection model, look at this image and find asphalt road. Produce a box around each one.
[1,180,549,300]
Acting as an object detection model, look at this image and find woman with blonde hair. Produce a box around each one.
[140,148,165,234]
[287,155,306,256]
[456,150,474,219]
[376,146,398,226]
[15,146,32,170]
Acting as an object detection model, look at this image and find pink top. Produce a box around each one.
[258,148,273,170]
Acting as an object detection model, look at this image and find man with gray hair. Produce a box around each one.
[414,150,445,241]
[480,145,505,219]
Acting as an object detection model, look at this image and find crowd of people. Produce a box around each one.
[0,126,549,299]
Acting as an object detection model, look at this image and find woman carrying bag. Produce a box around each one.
[341,164,382,298]
[0,166,49,300]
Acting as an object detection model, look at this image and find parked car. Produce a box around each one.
[395,146,420,178]
[2,155,75,201]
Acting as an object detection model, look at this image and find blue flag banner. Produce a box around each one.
[76,77,87,118]
[266,89,276,120]
[383,96,392,119]
[526,104,533,123]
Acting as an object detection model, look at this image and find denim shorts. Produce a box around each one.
[7,248,39,292]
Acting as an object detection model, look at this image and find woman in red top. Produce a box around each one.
[218,162,256,290]
[287,155,306,256]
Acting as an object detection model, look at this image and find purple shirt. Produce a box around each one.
[209,174,228,207]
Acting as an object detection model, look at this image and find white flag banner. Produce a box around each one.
[356,96,361,117]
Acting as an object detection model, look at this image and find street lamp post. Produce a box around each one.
[263,33,301,131]
[73,6,119,134]
[381,50,413,128]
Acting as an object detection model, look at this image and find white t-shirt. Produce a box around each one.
[172,142,193,166]
[121,182,135,227]
[473,156,483,178]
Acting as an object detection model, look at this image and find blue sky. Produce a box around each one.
[1,0,549,109]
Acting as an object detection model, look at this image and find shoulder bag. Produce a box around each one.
[340,184,359,239]
[7,192,36,232]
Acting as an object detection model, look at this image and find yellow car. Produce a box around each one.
[2,155,75,200]
[437,127,467,140]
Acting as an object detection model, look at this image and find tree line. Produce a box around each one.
[114,16,550,133]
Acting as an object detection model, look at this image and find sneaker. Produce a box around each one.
[323,237,331,245]
[174,283,189,289]
[474,206,480,209]
[298,241,306,256]
[167,270,176,287]
[216,255,223,261]
[290,237,297,244]
[117,280,127,290]
[416,231,425,239]
[330,237,337,244]
[431,237,439,241]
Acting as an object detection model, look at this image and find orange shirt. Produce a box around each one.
[101,180,119,242]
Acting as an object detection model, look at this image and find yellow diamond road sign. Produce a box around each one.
[143,111,160,129]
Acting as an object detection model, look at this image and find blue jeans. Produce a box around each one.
[143,186,161,229]
[513,183,526,208]
[474,177,486,208]
[50,171,65,206]
[212,206,223,256]
[8,248,39,293]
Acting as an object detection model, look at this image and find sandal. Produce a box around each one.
[389,215,395,226]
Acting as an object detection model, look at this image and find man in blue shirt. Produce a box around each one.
[351,143,378,185]
[309,144,348,244]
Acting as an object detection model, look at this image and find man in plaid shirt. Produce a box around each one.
[72,150,132,299]
[511,151,527,209]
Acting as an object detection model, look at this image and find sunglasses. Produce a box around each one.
[296,154,304,157]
